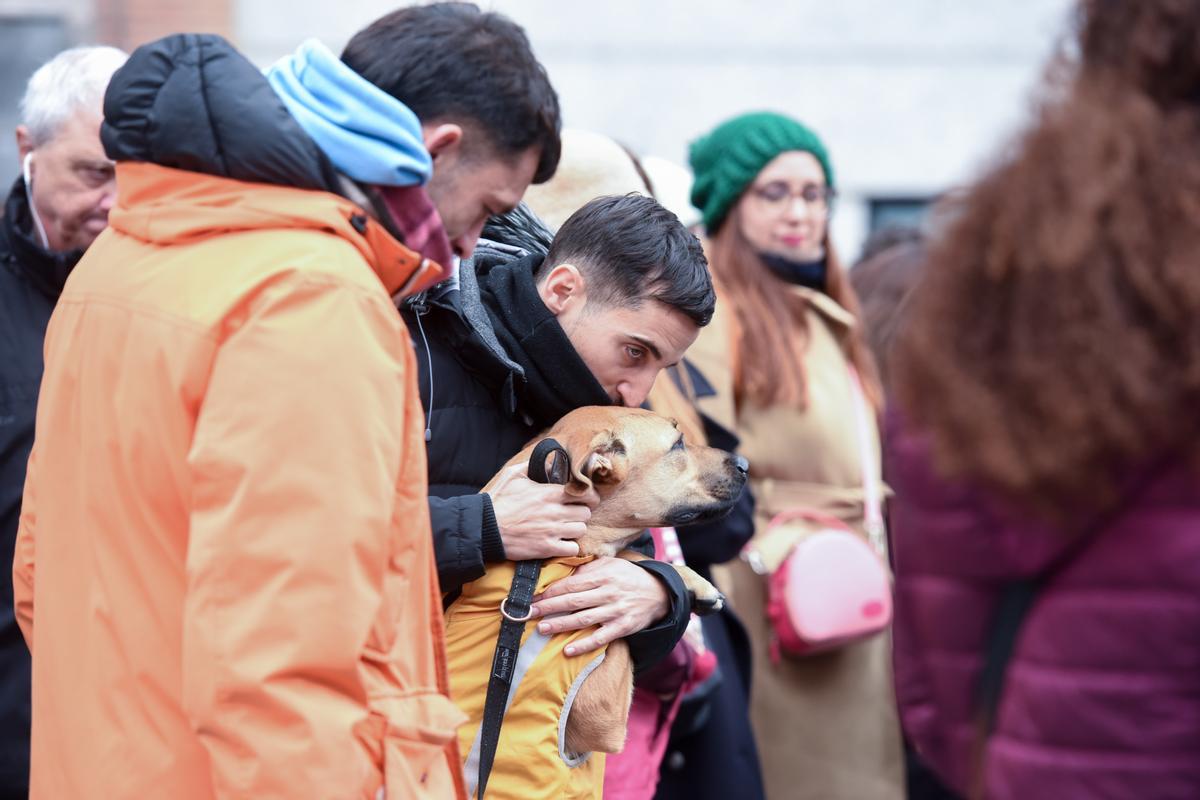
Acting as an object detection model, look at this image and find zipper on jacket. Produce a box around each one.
[411,298,435,442]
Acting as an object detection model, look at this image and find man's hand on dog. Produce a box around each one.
[530,558,670,656]
[487,462,599,561]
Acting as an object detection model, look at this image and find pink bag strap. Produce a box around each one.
[847,367,887,557]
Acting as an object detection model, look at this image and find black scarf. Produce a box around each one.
[759,251,827,292]
[478,254,611,427]
[2,177,82,300]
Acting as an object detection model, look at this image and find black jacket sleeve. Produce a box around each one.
[676,408,757,569]
[676,485,756,569]
[617,403,756,671]
[430,493,506,596]
[625,556,691,675]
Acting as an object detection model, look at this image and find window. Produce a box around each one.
[868,196,933,234]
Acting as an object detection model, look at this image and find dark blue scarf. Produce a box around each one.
[759,252,827,292]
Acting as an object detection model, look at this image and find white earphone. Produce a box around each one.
[21,152,51,249]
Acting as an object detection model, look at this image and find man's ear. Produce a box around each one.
[538,263,587,316]
[422,122,463,161]
[15,126,34,164]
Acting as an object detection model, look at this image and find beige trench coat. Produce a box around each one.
[687,287,904,800]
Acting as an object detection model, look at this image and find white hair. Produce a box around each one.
[19,45,128,146]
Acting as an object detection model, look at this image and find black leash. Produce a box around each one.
[476,438,568,798]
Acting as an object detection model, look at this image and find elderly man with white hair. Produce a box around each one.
[0,44,125,800]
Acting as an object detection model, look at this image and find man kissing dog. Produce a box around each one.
[402,193,719,796]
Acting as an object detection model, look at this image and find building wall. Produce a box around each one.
[238,0,1075,258]
[0,3,78,182]
[1,0,1074,257]
[91,0,231,53]
[0,0,232,183]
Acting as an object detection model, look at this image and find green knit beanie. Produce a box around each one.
[688,111,834,234]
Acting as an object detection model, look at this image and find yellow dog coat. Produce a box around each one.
[446,556,607,799]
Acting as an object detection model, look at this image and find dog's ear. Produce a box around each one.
[564,434,627,496]
[560,428,599,497]
[583,441,627,485]
[581,450,614,484]
[561,431,628,494]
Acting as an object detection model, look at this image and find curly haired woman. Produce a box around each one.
[888,1,1200,797]
[684,111,904,799]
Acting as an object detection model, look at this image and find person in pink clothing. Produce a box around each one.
[887,1,1200,798]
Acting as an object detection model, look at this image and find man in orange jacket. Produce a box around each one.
[12,5,560,798]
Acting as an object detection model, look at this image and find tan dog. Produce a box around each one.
[476,405,747,754]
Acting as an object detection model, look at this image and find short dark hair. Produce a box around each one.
[341,3,561,183]
[540,194,715,327]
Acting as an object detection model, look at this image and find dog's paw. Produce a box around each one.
[675,565,725,616]
[689,589,725,616]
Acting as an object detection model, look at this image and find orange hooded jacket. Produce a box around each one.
[13,161,465,799]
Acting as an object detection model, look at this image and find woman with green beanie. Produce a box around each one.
[683,111,904,798]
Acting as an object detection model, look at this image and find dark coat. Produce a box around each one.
[655,398,766,800]
[0,177,83,799]
[402,211,690,670]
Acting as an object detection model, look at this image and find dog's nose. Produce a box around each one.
[734,455,749,475]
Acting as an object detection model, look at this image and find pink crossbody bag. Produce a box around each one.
[747,367,893,661]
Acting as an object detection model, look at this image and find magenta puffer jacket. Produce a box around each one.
[886,413,1200,800]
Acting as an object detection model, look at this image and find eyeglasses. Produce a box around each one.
[749,181,836,213]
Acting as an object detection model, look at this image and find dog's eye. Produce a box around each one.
[671,436,686,452]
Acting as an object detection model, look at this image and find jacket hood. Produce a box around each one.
[415,203,556,377]
[110,162,441,297]
[477,203,554,261]
[101,33,341,193]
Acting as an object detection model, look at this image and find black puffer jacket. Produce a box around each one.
[654,382,767,800]
[0,177,84,799]
[403,206,691,670]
